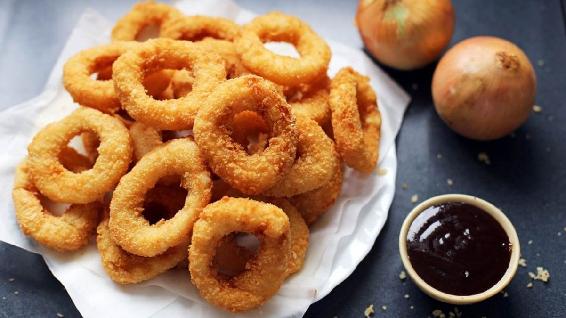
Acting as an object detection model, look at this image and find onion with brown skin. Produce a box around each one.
[432,36,536,140]
[356,0,454,70]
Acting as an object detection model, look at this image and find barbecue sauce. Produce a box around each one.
[406,202,511,295]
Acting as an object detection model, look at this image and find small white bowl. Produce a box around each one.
[399,194,520,305]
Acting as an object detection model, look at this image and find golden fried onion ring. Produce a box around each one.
[235,12,331,86]
[63,42,137,113]
[194,75,297,195]
[329,67,381,173]
[161,15,241,41]
[113,38,226,130]
[286,76,331,126]
[263,115,340,197]
[189,197,290,312]
[290,163,343,225]
[12,160,100,252]
[109,139,211,257]
[27,107,132,204]
[97,186,188,284]
[111,1,182,41]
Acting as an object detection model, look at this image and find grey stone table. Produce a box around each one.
[1,1,565,317]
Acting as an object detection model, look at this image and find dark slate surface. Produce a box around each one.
[1,0,565,317]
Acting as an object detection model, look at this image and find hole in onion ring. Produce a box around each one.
[142,184,187,225]
[58,133,98,172]
[135,23,161,42]
[263,42,300,58]
[212,232,260,279]
[229,111,271,155]
[38,195,72,217]
[161,129,193,142]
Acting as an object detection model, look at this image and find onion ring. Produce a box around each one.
[27,107,132,204]
[12,160,100,252]
[109,138,211,257]
[285,76,331,126]
[267,198,308,276]
[161,15,241,41]
[263,115,340,197]
[97,218,187,284]
[235,12,331,86]
[290,163,343,225]
[97,186,188,284]
[63,41,137,113]
[329,67,381,173]
[194,75,297,195]
[189,197,290,312]
[113,38,226,130]
[111,1,182,41]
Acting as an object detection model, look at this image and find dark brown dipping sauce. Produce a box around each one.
[406,202,512,296]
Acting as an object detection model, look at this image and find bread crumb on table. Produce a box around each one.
[526,282,533,288]
[478,152,491,165]
[432,309,446,318]
[364,304,374,317]
[399,270,407,281]
[533,267,550,283]
[446,178,453,186]
[518,258,527,267]
[56,313,65,318]
[532,105,542,113]
[411,194,419,204]
[381,305,387,311]
[403,294,410,299]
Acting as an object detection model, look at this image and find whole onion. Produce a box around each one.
[356,0,455,70]
[432,36,537,140]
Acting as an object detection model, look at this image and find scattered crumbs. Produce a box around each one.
[411,194,419,204]
[410,305,414,310]
[377,168,388,176]
[381,305,387,311]
[526,282,533,288]
[404,294,410,299]
[1,296,5,300]
[436,153,443,159]
[528,272,536,279]
[8,278,14,282]
[411,83,419,91]
[432,309,446,318]
[401,183,408,190]
[56,313,64,318]
[532,105,542,113]
[448,307,463,318]
[533,267,550,283]
[364,304,375,317]
[13,291,18,295]
[537,59,545,67]
[478,152,491,165]
[558,232,562,236]
[399,270,407,281]
[518,258,527,267]
[528,240,533,245]
[446,178,453,186]
[502,291,509,298]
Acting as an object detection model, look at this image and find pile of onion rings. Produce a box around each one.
[12,1,383,313]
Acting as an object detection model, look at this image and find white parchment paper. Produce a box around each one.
[0,1,410,317]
